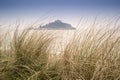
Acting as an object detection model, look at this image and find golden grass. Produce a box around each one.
[0,22,120,80]
[62,27,120,80]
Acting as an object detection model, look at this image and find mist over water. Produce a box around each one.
[1,15,120,54]
[47,30,75,54]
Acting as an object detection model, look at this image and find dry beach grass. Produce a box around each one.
[0,19,120,80]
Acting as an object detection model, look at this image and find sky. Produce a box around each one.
[0,0,120,26]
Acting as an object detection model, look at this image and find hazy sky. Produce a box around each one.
[0,0,120,26]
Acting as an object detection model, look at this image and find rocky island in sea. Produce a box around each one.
[38,20,75,30]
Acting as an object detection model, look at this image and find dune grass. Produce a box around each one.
[61,27,120,80]
[0,22,120,80]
